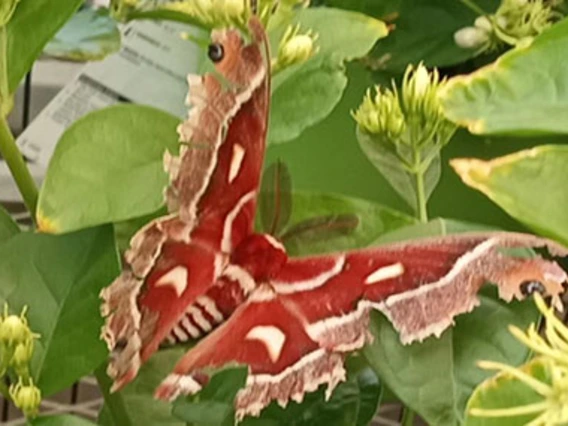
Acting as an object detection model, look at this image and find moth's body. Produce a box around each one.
[101,17,568,421]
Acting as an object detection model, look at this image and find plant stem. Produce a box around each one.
[0,378,9,400]
[415,169,428,223]
[459,0,489,16]
[412,150,428,223]
[0,117,38,216]
[401,407,416,426]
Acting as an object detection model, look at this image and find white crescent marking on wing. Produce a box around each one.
[364,262,405,284]
[222,191,256,252]
[155,266,188,297]
[228,143,246,183]
[245,325,286,363]
[272,256,345,294]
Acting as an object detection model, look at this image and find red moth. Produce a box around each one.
[101,17,568,420]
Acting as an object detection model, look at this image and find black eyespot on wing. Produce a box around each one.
[208,43,224,63]
[520,280,546,296]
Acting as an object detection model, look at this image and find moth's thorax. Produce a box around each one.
[231,233,288,282]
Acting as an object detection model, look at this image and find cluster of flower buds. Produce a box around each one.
[454,0,561,52]
[471,294,568,424]
[353,63,456,170]
[165,0,250,29]
[272,24,318,73]
[0,306,41,418]
[0,0,21,26]
[112,0,309,30]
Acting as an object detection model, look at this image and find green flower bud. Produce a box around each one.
[454,26,490,49]
[474,16,493,32]
[0,313,31,347]
[9,379,41,418]
[11,338,34,377]
[352,87,405,139]
[272,24,318,73]
[0,0,21,26]
[222,0,245,19]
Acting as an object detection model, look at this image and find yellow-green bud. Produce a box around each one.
[11,339,33,376]
[474,16,492,32]
[352,87,405,139]
[454,27,490,49]
[273,25,318,72]
[0,0,21,26]
[9,379,41,418]
[223,0,245,18]
[281,34,314,64]
[0,314,31,347]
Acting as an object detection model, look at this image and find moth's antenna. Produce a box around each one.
[250,0,258,14]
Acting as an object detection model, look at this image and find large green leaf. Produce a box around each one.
[0,225,119,396]
[269,7,388,144]
[451,145,568,246]
[356,129,442,212]
[31,415,98,426]
[369,0,499,72]
[0,205,19,241]
[98,348,186,426]
[362,219,539,426]
[440,18,568,135]
[37,105,179,234]
[464,358,551,426]
[6,0,83,93]
[173,367,247,426]
[44,7,121,61]
[279,191,415,256]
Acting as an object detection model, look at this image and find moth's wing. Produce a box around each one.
[274,232,567,346]
[100,19,270,391]
[166,18,270,252]
[153,232,567,419]
[154,286,342,420]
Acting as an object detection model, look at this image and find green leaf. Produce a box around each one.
[269,7,388,144]
[322,0,401,20]
[259,161,292,235]
[354,367,382,426]
[0,226,119,396]
[173,367,247,426]
[44,7,121,62]
[239,366,381,426]
[30,414,98,426]
[0,205,19,241]
[363,219,539,426]
[279,191,415,256]
[440,18,568,135]
[369,0,499,72]
[37,105,179,234]
[356,128,442,212]
[6,0,83,93]
[98,348,186,426]
[451,145,568,246]
[464,358,551,426]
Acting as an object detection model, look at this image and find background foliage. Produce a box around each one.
[0,0,567,425]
